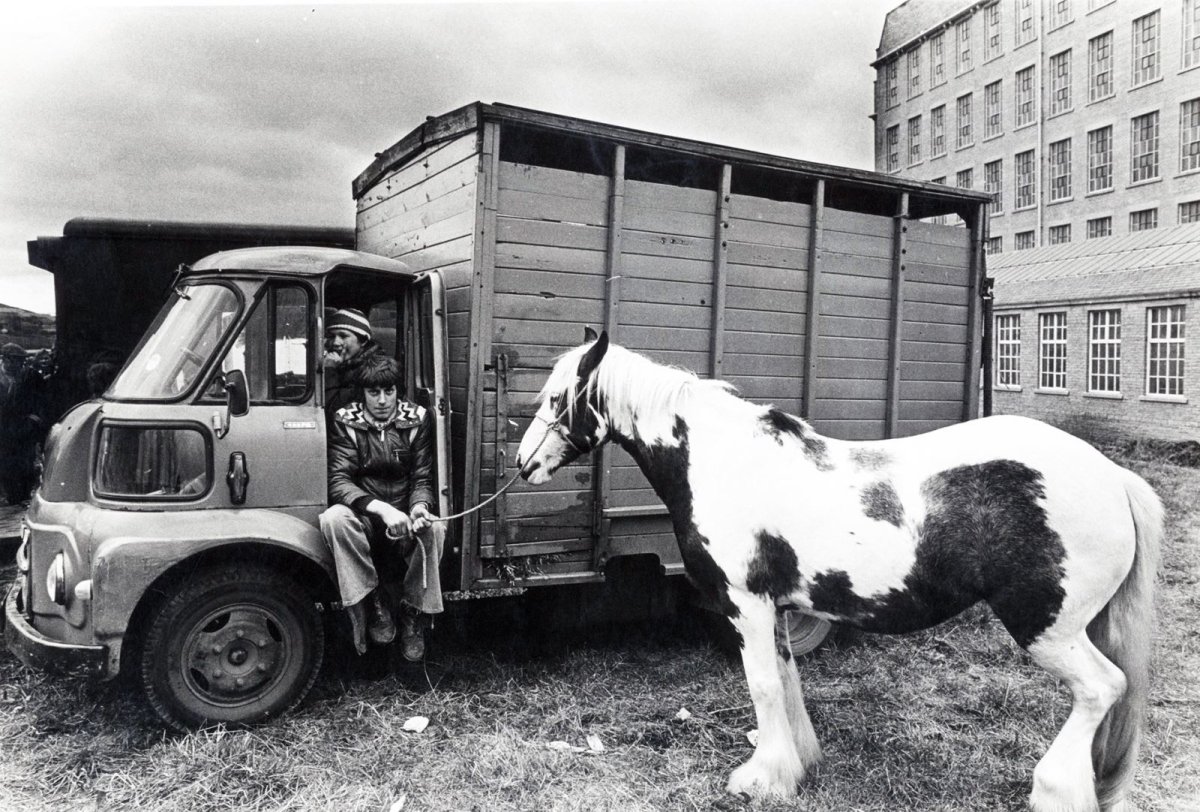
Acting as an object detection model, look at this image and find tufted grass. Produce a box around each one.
[0,452,1196,811]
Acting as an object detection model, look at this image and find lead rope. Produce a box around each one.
[427,409,566,524]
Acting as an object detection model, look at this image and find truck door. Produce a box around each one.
[203,281,326,512]
[406,272,452,522]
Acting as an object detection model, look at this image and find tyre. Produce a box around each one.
[140,563,324,730]
[782,610,831,656]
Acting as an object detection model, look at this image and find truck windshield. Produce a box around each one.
[109,283,242,400]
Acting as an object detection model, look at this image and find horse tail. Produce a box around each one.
[1089,467,1162,808]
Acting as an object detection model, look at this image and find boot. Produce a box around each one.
[367,591,396,646]
[399,608,425,662]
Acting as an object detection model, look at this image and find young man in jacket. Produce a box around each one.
[319,353,442,661]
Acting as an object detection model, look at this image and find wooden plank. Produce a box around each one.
[899,399,965,420]
[900,340,970,363]
[496,218,609,251]
[619,324,711,352]
[816,357,888,380]
[494,354,510,556]
[906,239,972,267]
[726,353,807,378]
[462,121,500,589]
[621,276,713,307]
[897,419,958,437]
[904,278,970,306]
[727,242,810,272]
[620,252,714,284]
[820,294,891,320]
[905,263,966,286]
[902,321,969,344]
[817,420,887,441]
[725,308,805,336]
[899,360,968,381]
[814,378,888,400]
[596,145,626,570]
[900,380,966,401]
[821,231,894,260]
[497,189,609,227]
[624,204,716,239]
[821,315,891,340]
[711,163,732,378]
[729,194,812,227]
[618,301,712,329]
[494,294,604,325]
[805,398,887,419]
[821,336,891,360]
[727,218,811,250]
[494,241,608,276]
[498,161,611,200]
[621,229,716,261]
[725,330,806,355]
[726,263,809,292]
[494,267,608,300]
[728,375,805,401]
[821,272,891,300]
[822,207,895,239]
[725,285,807,314]
[907,219,977,247]
[802,180,825,419]
[818,251,893,279]
[625,179,719,214]
[904,301,969,326]
[886,193,908,440]
[610,489,670,509]
[373,208,476,258]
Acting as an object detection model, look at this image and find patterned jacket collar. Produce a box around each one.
[334,400,425,432]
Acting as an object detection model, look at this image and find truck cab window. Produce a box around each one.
[206,284,313,404]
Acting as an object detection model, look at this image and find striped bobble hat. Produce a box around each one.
[326,308,372,340]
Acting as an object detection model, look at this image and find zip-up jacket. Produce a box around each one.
[327,400,435,515]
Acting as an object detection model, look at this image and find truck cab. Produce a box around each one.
[4,246,450,729]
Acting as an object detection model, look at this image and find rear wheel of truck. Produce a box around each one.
[139,563,324,730]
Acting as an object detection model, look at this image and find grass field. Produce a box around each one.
[0,452,1196,811]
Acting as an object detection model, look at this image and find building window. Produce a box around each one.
[957,16,973,74]
[886,125,900,172]
[1087,126,1113,192]
[1088,309,1121,394]
[931,31,946,87]
[1048,0,1073,29]
[931,105,946,157]
[1016,65,1036,127]
[1130,208,1159,231]
[908,115,922,165]
[986,236,1004,254]
[985,159,1004,212]
[1130,111,1160,183]
[1015,149,1036,208]
[1181,200,1200,224]
[1048,224,1072,244]
[957,94,973,148]
[1049,139,1072,201]
[995,314,1021,388]
[884,59,899,109]
[1050,50,1072,115]
[1131,12,1161,87]
[1182,98,1200,173]
[957,167,974,189]
[985,2,1003,60]
[1186,0,1200,71]
[984,80,1003,138]
[1016,0,1036,46]
[907,48,922,98]
[1146,305,1185,398]
[1087,216,1112,238]
[1039,312,1068,391]
[1015,230,1036,250]
[1088,32,1114,102]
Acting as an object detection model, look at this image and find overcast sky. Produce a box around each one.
[0,1,898,315]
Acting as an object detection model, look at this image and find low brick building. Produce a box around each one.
[989,223,1200,441]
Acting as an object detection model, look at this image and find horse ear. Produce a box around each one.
[577,330,609,381]
[583,325,599,342]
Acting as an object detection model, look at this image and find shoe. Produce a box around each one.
[367,592,396,646]
[400,611,425,662]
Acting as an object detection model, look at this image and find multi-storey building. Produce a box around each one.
[873,0,1200,255]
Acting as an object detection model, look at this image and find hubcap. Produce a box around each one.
[181,605,290,706]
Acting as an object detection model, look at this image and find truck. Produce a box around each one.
[4,102,991,729]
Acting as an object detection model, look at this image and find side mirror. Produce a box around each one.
[225,369,249,417]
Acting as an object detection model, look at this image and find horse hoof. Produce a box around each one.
[726,760,800,800]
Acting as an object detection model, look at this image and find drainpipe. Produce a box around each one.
[981,277,995,416]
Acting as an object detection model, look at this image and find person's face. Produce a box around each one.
[364,385,398,421]
[326,329,363,364]
[2,356,24,375]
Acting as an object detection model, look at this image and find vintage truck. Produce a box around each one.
[5,103,991,729]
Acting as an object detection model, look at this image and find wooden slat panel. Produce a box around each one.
[899,360,968,381]
[493,241,608,276]
[620,252,714,284]
[823,208,895,239]
[906,240,972,267]
[724,308,805,336]
[494,268,608,300]
[905,301,969,326]
[900,339,971,362]
[610,488,669,509]
[901,321,969,344]
[624,205,716,239]
[896,419,958,437]
[899,380,965,401]
[619,324,711,353]
[816,357,888,380]
[725,353,806,377]
[821,336,891,360]
[729,194,812,227]
[728,219,811,250]
[905,263,966,286]
[907,219,975,247]
[493,293,604,324]
[819,315,891,341]
[726,263,809,291]
[358,133,479,212]
[821,294,891,320]
[818,251,893,278]
[821,231,894,260]
[821,273,891,299]
[814,378,888,400]
[817,420,887,440]
[621,229,716,261]
[725,330,806,355]
[622,276,713,307]
[806,399,887,419]
[904,278,970,305]
[725,286,807,313]
[370,208,477,258]
[496,218,609,251]
[727,375,804,401]
[619,301,712,329]
[899,400,965,420]
[358,155,478,234]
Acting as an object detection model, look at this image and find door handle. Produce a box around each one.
[227,452,250,505]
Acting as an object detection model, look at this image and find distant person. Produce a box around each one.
[319,353,441,661]
[323,308,382,417]
[0,343,46,504]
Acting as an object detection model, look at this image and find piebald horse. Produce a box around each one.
[515,329,1160,812]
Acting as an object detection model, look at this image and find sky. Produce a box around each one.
[0,0,899,316]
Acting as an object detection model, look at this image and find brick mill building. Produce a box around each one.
[873,0,1200,252]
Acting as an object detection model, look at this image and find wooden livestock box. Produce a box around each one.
[353,102,991,592]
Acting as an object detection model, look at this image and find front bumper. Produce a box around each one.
[4,583,107,677]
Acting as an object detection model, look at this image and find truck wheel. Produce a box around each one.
[140,563,324,730]
[783,610,831,657]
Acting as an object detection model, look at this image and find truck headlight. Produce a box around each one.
[46,553,66,605]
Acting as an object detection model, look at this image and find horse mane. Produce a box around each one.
[541,342,736,440]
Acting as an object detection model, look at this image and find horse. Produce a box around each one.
[515,329,1161,812]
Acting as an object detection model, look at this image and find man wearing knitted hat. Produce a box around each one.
[324,307,382,417]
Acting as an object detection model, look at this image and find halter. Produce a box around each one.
[429,376,598,523]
